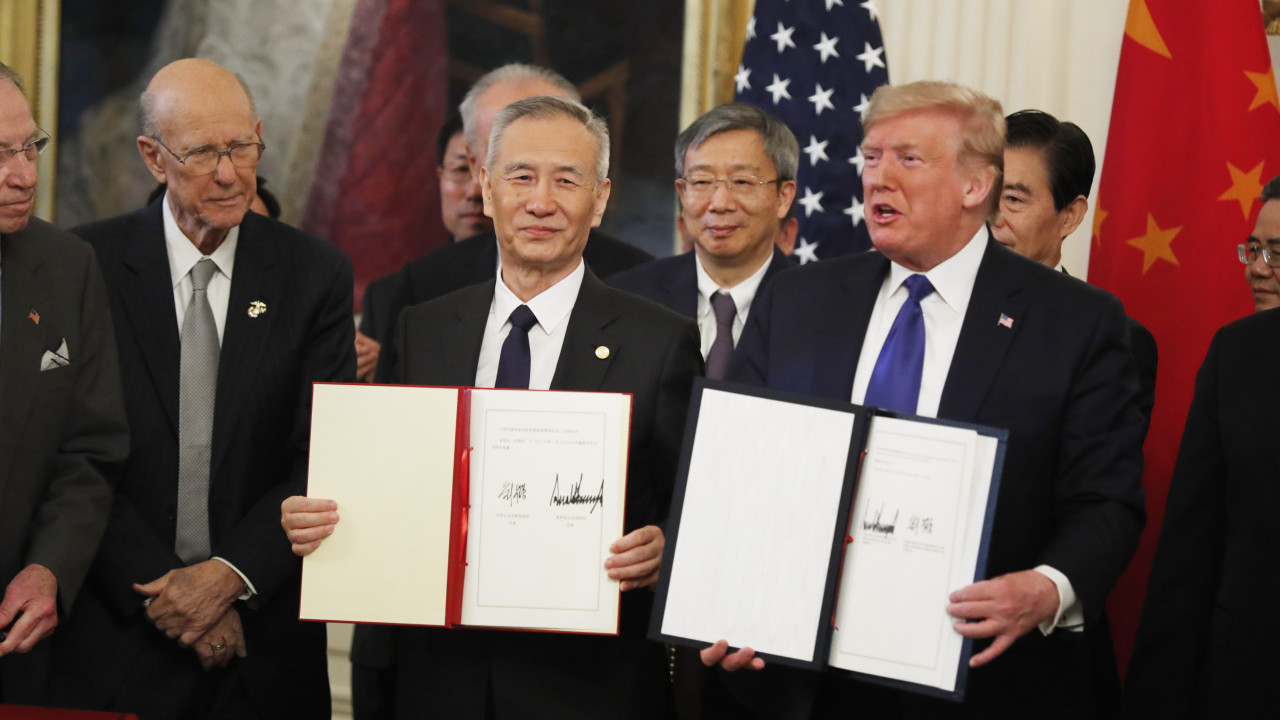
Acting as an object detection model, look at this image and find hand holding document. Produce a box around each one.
[298,384,631,635]
[651,380,1006,701]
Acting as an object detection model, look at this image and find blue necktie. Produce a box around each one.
[864,274,935,414]
[495,304,538,389]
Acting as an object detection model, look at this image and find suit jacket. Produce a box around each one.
[359,272,399,343]
[1063,267,1158,424]
[1123,308,1280,719]
[608,247,795,320]
[384,267,701,719]
[50,202,355,720]
[727,238,1147,718]
[0,220,128,704]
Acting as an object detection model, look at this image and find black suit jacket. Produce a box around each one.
[608,247,794,319]
[359,272,399,344]
[0,220,128,704]
[1123,308,1280,719]
[728,238,1147,718]
[383,267,701,719]
[51,203,355,719]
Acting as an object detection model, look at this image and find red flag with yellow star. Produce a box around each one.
[1087,0,1280,673]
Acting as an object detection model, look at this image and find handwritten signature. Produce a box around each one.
[549,473,605,514]
[498,481,527,506]
[862,503,899,536]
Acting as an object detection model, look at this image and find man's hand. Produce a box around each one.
[133,560,244,647]
[604,525,664,591]
[948,569,1060,667]
[700,639,766,671]
[355,330,380,383]
[281,496,339,557]
[0,564,58,656]
[192,606,247,670]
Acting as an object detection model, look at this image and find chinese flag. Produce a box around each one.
[1088,0,1280,674]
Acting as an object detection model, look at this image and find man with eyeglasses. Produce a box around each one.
[48,58,353,720]
[1237,174,1280,312]
[611,103,797,383]
[0,61,128,707]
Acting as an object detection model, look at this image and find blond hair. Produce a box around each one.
[864,81,1005,213]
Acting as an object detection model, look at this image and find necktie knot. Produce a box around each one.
[903,274,934,302]
[508,304,538,333]
[190,258,217,292]
[710,291,736,329]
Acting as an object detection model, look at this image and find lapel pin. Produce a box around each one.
[997,313,1015,329]
[28,309,39,325]
[595,345,610,359]
[248,300,268,318]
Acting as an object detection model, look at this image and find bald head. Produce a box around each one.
[142,59,258,140]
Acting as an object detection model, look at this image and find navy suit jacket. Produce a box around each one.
[1123,308,1280,719]
[608,247,794,320]
[728,238,1146,717]
[51,202,355,719]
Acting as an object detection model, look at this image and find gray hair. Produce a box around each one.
[140,71,259,139]
[486,95,609,184]
[0,61,24,94]
[459,64,580,149]
[674,103,799,182]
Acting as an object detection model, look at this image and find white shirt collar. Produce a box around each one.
[162,191,239,287]
[885,225,988,314]
[694,250,773,318]
[493,258,586,335]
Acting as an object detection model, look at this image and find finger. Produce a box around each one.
[949,581,994,603]
[969,633,1015,668]
[281,510,340,534]
[285,522,337,546]
[604,540,662,570]
[700,639,728,667]
[618,571,658,592]
[11,608,56,654]
[608,556,660,582]
[720,647,761,672]
[281,496,338,516]
[947,599,999,621]
[291,538,329,558]
[133,580,164,598]
[952,618,1003,639]
[180,628,205,647]
[609,526,659,554]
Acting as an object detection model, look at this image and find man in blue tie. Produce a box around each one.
[706,81,1147,719]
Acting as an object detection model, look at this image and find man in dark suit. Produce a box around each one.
[285,95,701,719]
[1121,309,1280,718]
[705,81,1147,719]
[992,109,1157,424]
[48,58,354,720]
[0,62,128,706]
[1239,174,1280,312]
[611,103,796,381]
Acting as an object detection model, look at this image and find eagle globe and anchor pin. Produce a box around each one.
[248,300,268,318]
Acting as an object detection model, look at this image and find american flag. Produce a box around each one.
[734,0,889,263]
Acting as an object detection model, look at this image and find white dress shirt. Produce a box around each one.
[474,259,585,390]
[850,225,1080,633]
[162,193,255,599]
[693,252,772,358]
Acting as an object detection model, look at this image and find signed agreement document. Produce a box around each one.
[650,380,1006,701]
[301,383,630,635]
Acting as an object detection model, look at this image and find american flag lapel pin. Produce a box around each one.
[28,309,39,325]
[997,313,1015,329]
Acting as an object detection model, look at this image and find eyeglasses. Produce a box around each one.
[1238,242,1280,268]
[2,129,50,168]
[678,174,780,198]
[153,137,265,175]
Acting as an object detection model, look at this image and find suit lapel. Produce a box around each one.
[211,216,278,475]
[118,204,182,435]
[938,240,1026,421]
[664,254,699,318]
[0,235,50,496]
[818,254,885,401]
[551,269,616,392]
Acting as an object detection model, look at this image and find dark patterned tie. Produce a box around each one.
[864,274,935,414]
[495,304,539,389]
[176,258,218,563]
[704,291,737,380]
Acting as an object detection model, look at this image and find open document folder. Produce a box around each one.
[650,379,1007,701]
[300,383,631,635]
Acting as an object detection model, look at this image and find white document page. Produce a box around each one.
[460,389,630,633]
[660,389,857,661]
[829,416,985,691]
[301,384,460,625]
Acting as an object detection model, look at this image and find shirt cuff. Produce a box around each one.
[212,557,257,601]
[1033,565,1084,635]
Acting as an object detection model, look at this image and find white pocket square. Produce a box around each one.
[40,338,70,371]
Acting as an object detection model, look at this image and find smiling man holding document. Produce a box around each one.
[703,81,1147,719]
[283,96,701,719]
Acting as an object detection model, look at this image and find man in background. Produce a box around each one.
[0,61,128,707]
[1239,175,1280,312]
